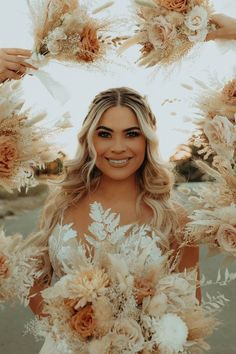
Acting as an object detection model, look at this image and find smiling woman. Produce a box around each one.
[25,88,201,344]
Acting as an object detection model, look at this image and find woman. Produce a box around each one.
[26,88,201,349]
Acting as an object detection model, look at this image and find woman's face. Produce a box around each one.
[93,105,146,181]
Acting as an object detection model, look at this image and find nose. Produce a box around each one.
[111,137,127,153]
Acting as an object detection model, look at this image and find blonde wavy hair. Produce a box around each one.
[27,87,179,251]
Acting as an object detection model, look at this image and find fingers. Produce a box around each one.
[2,48,32,57]
[5,61,27,74]
[0,69,23,82]
[4,56,38,70]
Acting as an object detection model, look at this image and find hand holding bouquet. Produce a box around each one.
[28,0,116,66]
[119,0,215,67]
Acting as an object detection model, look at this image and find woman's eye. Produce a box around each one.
[127,131,140,137]
[98,131,111,138]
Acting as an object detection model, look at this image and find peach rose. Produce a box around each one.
[0,135,18,177]
[159,0,188,13]
[0,254,9,279]
[70,304,96,338]
[134,278,155,305]
[78,25,100,62]
[222,79,236,105]
[216,224,236,257]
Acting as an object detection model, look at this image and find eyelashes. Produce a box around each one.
[97,131,141,138]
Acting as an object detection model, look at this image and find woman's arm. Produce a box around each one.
[0,48,37,83]
[172,204,202,303]
[206,14,236,41]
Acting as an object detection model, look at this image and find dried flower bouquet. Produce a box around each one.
[119,0,215,67]
[27,202,222,354]
[27,0,118,65]
[0,81,69,192]
[0,228,46,306]
[182,76,236,259]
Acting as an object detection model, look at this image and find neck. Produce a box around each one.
[93,175,139,202]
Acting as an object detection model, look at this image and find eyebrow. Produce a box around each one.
[96,125,141,132]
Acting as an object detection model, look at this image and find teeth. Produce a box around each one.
[109,159,128,164]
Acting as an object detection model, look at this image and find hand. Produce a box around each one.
[0,48,37,83]
[206,14,236,41]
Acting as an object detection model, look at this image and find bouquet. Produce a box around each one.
[0,81,70,192]
[0,228,46,306]
[27,202,221,354]
[119,0,215,67]
[27,0,118,66]
[181,76,236,259]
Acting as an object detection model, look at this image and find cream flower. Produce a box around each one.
[203,115,235,160]
[46,27,67,55]
[112,319,144,352]
[93,297,114,335]
[0,135,18,177]
[88,335,112,354]
[152,313,188,353]
[188,28,208,42]
[147,16,177,49]
[145,293,168,317]
[216,224,236,257]
[185,6,208,31]
[61,268,109,308]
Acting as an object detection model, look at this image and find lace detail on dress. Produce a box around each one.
[48,223,78,278]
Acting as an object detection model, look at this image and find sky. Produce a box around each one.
[0,0,236,160]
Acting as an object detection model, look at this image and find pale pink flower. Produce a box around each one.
[203,115,235,160]
[147,16,177,48]
[216,224,236,257]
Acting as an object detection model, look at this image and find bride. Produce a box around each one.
[22,86,201,352]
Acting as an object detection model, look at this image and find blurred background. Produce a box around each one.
[0,0,236,353]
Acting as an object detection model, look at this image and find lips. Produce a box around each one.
[105,157,133,166]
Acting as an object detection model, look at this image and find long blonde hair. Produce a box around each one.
[29,87,179,248]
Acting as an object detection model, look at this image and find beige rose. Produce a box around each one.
[159,0,188,13]
[222,79,236,105]
[0,135,18,177]
[134,278,156,305]
[112,319,144,352]
[70,304,96,338]
[78,25,100,62]
[216,224,236,257]
[0,253,9,279]
[148,16,176,49]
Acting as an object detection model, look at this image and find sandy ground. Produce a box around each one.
[0,206,236,354]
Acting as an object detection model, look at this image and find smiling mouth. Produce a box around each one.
[105,157,133,165]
